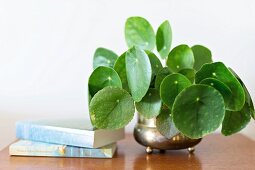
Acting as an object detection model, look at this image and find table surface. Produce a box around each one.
[0,134,254,170]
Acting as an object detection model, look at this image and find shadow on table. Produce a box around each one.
[132,149,202,170]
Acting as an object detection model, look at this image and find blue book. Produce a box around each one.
[9,140,116,158]
[16,119,124,148]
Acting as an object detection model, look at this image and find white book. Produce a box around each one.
[9,140,117,158]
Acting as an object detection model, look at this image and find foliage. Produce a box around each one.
[88,16,254,139]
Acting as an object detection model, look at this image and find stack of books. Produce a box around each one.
[9,119,124,158]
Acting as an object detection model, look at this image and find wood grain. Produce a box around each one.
[0,134,254,170]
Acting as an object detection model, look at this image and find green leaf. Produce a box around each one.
[178,68,196,83]
[195,62,245,111]
[89,87,135,129]
[93,48,118,69]
[156,20,172,59]
[160,73,191,108]
[113,52,130,93]
[88,94,94,125]
[88,66,122,97]
[200,78,232,107]
[135,89,162,118]
[229,68,255,119]
[172,85,225,139]
[88,88,92,103]
[155,67,171,90]
[156,107,179,139]
[125,16,156,51]
[149,76,156,89]
[146,51,163,79]
[166,44,194,72]
[242,85,255,119]
[125,46,152,102]
[221,103,251,136]
[191,45,212,71]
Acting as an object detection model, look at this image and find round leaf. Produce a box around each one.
[146,51,163,79]
[135,89,162,119]
[229,67,255,119]
[178,68,196,83]
[242,85,255,119]
[156,20,172,59]
[125,46,152,102]
[156,107,179,139]
[155,67,171,90]
[200,78,232,107]
[172,85,225,139]
[93,48,118,69]
[113,52,130,93]
[191,45,212,71]
[166,44,194,72]
[88,66,122,97]
[89,87,135,129]
[221,103,251,136]
[125,16,156,51]
[88,88,92,104]
[160,73,191,108]
[195,62,245,111]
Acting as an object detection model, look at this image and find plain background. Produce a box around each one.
[0,0,255,150]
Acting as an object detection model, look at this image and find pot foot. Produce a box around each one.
[159,150,165,153]
[187,147,195,153]
[146,146,153,154]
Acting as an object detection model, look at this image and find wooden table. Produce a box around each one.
[0,134,254,170]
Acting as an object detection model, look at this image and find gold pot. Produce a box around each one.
[133,115,202,154]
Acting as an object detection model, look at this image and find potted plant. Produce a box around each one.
[88,16,255,153]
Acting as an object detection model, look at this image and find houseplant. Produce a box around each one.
[88,16,255,153]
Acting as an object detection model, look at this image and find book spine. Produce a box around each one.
[16,122,94,148]
[9,143,115,158]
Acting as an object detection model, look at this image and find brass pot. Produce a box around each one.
[133,115,202,154]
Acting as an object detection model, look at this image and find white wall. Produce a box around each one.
[0,0,255,150]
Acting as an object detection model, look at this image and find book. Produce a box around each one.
[9,140,116,158]
[16,119,124,148]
